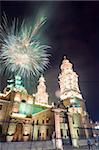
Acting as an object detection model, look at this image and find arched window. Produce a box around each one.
[0,125,2,135]
[42,120,44,124]
[46,129,49,137]
[13,123,23,141]
[36,120,39,125]
[77,129,79,137]
[0,105,2,110]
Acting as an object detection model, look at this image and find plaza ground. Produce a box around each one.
[0,142,99,150]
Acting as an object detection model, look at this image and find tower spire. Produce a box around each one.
[35,75,49,104]
[63,55,66,59]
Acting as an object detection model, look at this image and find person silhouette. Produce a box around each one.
[87,138,92,150]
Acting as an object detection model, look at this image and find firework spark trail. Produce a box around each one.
[0,14,50,78]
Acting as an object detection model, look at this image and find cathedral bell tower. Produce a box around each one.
[35,75,49,105]
[59,56,82,101]
[58,56,91,147]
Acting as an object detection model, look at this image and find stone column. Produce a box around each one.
[67,112,79,148]
[53,108,63,150]
[82,114,89,138]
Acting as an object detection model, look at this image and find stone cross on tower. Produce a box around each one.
[35,75,49,104]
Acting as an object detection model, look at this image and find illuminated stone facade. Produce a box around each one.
[35,75,49,105]
[0,57,93,148]
[59,56,82,100]
[0,75,54,143]
[58,56,93,147]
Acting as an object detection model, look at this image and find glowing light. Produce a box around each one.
[12,102,19,113]
[14,93,21,102]
[27,95,33,104]
[95,125,99,129]
[19,102,33,115]
[0,14,50,78]
[70,99,76,103]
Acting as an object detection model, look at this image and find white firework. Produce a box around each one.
[0,14,50,78]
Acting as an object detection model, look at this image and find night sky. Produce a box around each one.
[1,1,99,121]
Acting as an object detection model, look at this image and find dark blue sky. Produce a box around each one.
[1,1,99,121]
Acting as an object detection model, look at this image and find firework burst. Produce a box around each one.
[0,14,50,78]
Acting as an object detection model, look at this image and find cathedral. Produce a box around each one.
[0,56,93,149]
